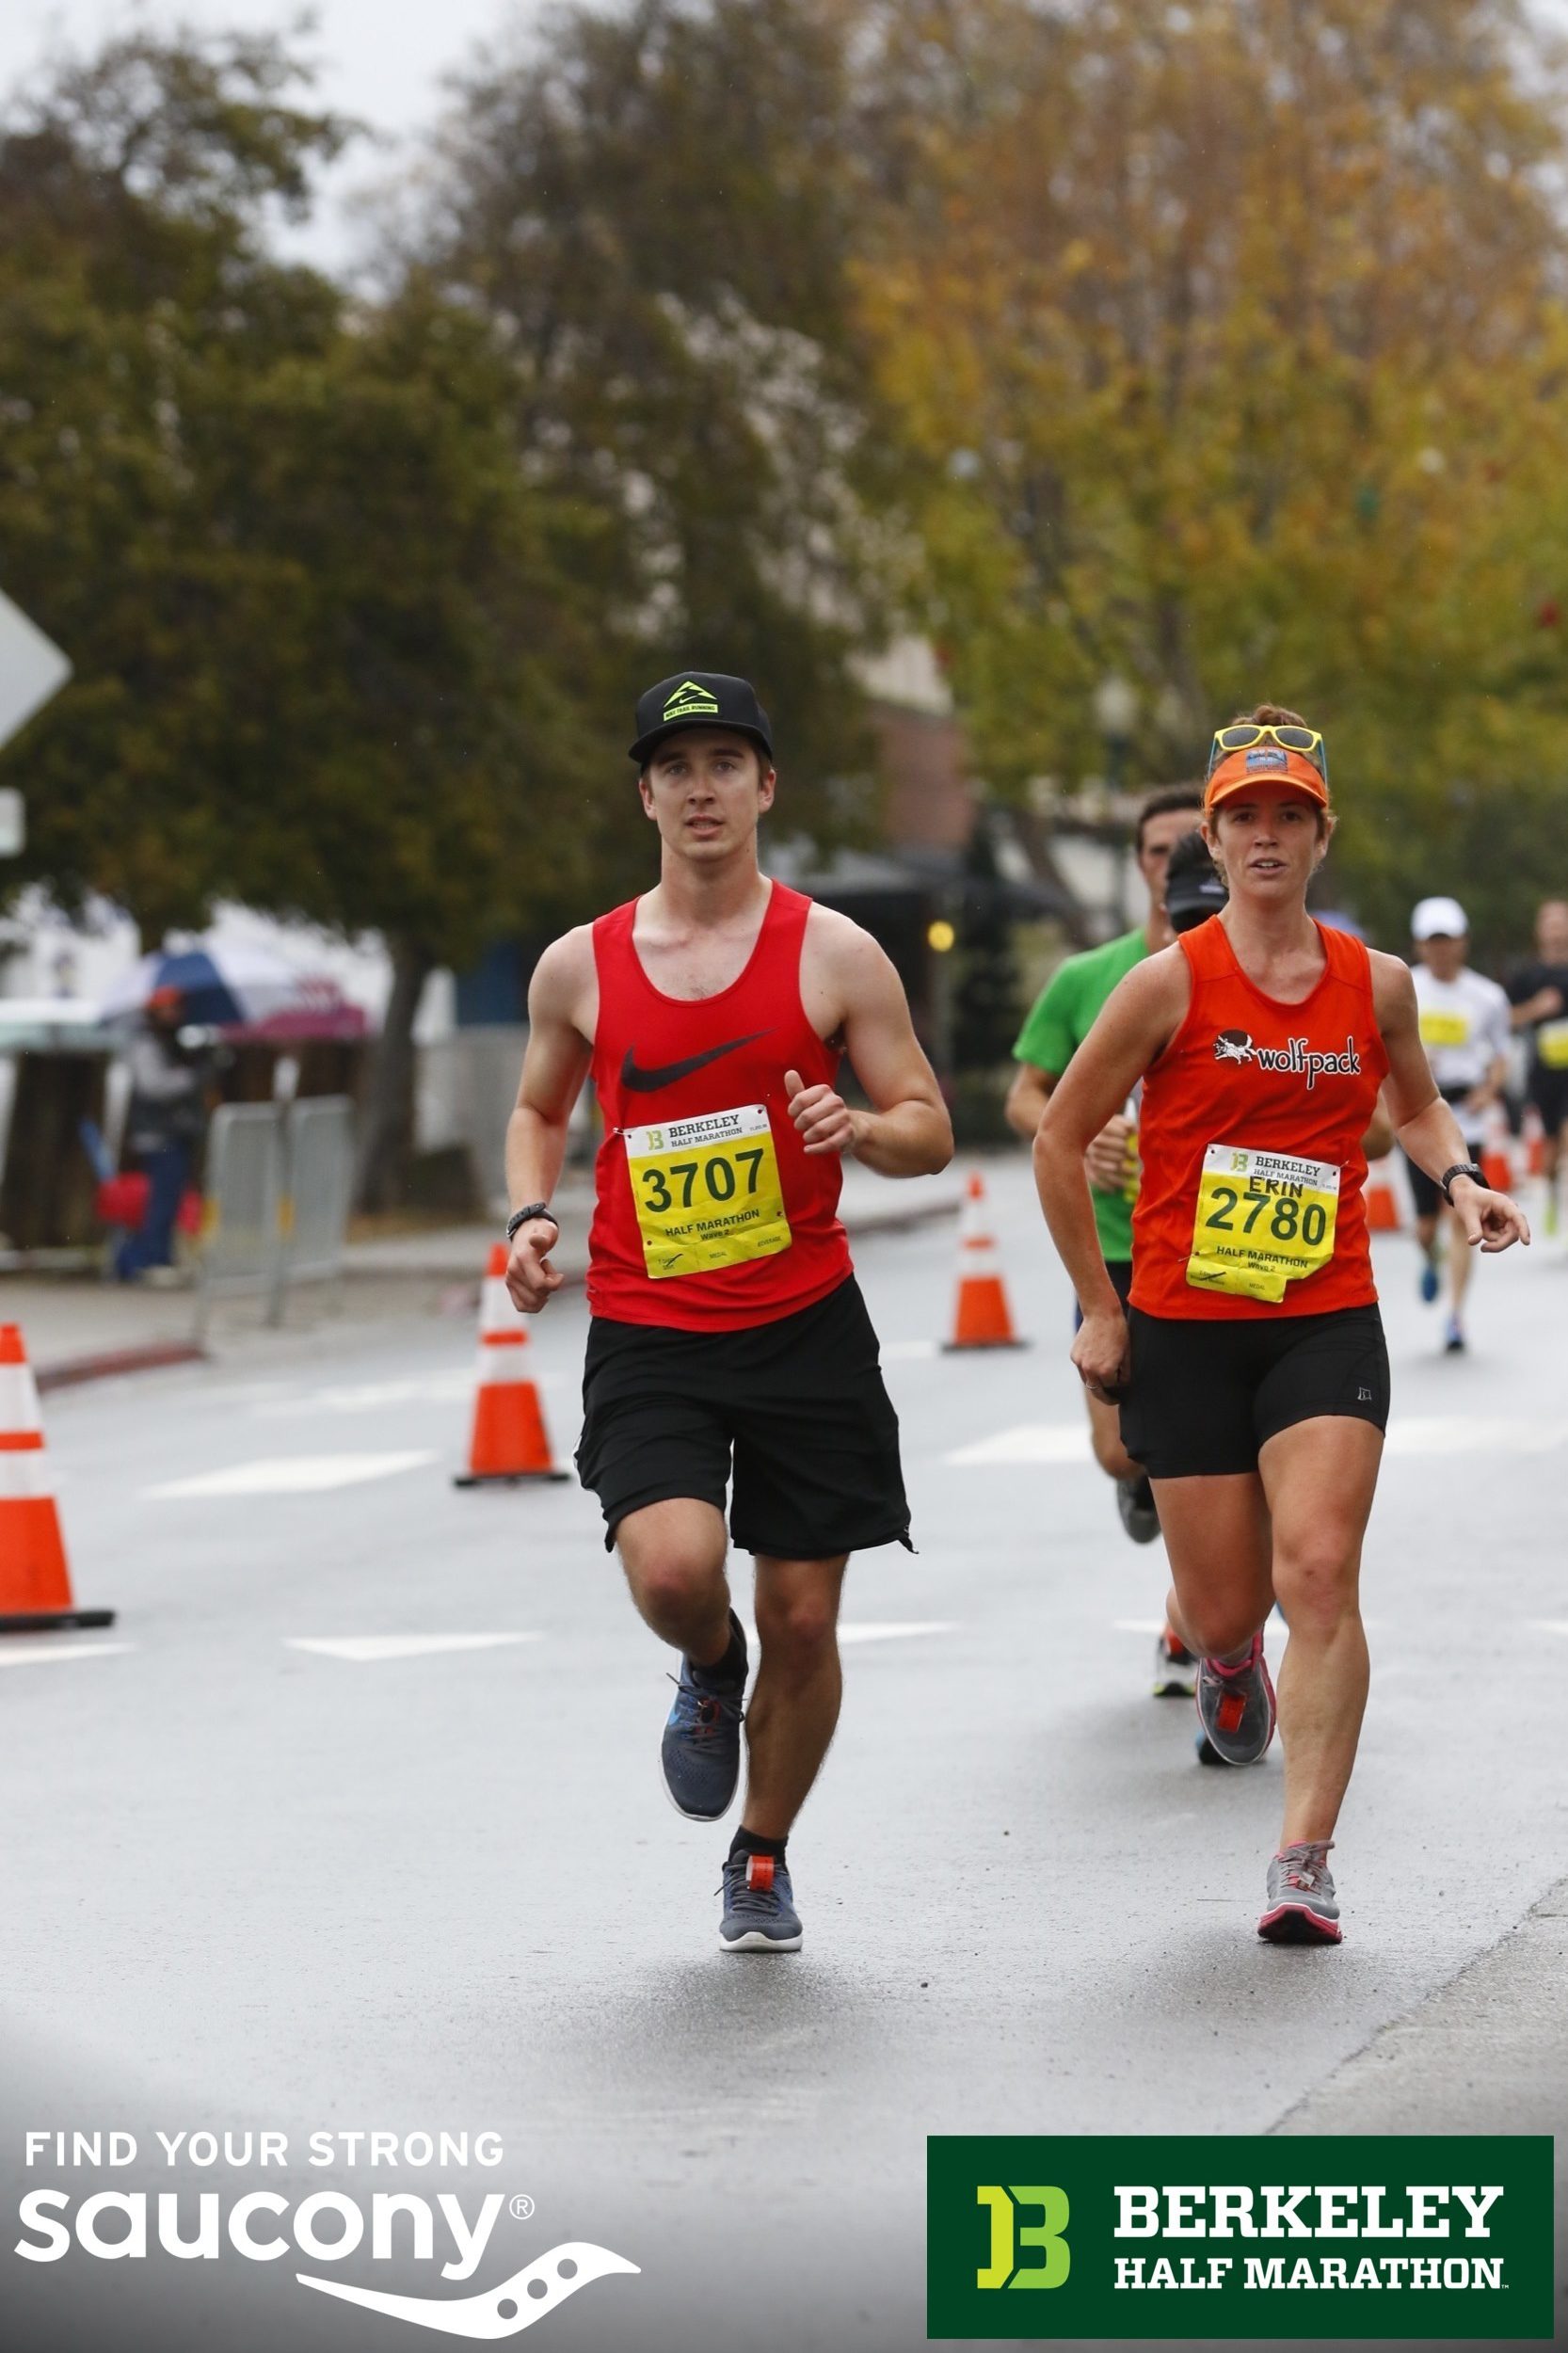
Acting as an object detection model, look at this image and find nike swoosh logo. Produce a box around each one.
[619,1032,770,1092]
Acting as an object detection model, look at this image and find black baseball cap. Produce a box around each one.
[629,671,774,767]
[1164,827,1228,935]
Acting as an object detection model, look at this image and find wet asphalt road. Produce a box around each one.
[3,1154,1566,2351]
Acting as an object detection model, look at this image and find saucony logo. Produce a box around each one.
[296,2241,639,2335]
[620,1032,769,1092]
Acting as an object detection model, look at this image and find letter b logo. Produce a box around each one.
[976,2185,1070,2290]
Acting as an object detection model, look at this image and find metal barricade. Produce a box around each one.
[195,1103,285,1340]
[194,1095,356,1336]
[278,1095,355,1301]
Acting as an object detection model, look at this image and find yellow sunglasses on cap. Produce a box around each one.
[1206,723,1328,787]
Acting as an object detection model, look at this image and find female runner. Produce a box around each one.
[1033,706,1529,1944]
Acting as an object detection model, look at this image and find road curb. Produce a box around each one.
[36,1342,209,1393]
[24,1188,967,1388]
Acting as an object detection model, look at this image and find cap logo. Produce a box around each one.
[1244,747,1288,770]
[663,679,720,723]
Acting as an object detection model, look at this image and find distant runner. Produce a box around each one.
[1034,705,1528,1945]
[504,672,952,1954]
[1507,897,1568,1235]
[1007,787,1204,1699]
[1407,897,1512,1353]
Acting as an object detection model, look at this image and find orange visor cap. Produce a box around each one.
[1205,745,1329,813]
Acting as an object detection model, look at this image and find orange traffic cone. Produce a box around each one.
[1364,1156,1404,1233]
[0,1326,116,1633]
[1524,1105,1547,1180]
[1481,1104,1514,1194]
[453,1246,569,1486]
[942,1170,1028,1351]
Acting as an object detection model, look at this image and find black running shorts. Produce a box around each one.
[1119,1303,1390,1480]
[1528,1064,1568,1136]
[1401,1148,1448,1222]
[1073,1257,1133,1336]
[576,1276,912,1560]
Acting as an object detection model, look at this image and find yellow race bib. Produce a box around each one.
[1187,1144,1340,1305]
[624,1102,792,1280]
[1419,1007,1472,1048]
[1538,1018,1568,1070]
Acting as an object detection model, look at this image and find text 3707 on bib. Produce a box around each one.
[623,1103,793,1280]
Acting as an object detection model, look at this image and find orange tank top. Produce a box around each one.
[1129,917,1388,1321]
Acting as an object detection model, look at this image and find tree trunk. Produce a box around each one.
[353,935,433,1212]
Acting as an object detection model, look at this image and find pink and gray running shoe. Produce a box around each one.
[1258,1840,1341,1945]
[1194,1631,1275,1766]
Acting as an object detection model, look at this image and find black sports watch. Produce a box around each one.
[505,1200,558,1242]
[1439,1162,1486,1205]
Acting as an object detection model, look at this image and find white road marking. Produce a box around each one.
[286,1633,543,1663]
[253,1372,473,1416]
[946,1424,1092,1465]
[880,1339,938,1364]
[1112,1619,1167,1635]
[948,1416,1568,1469]
[837,1621,955,1644]
[1532,1622,1568,1639]
[0,1641,136,1669]
[146,1452,435,1498]
[1384,1417,1568,1455]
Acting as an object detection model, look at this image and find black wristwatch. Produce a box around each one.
[1439,1162,1486,1205]
[505,1201,558,1242]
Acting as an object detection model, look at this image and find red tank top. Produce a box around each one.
[1129,917,1388,1320]
[586,881,853,1330]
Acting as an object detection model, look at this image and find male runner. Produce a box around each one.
[1407,896,1512,1352]
[504,672,952,1954]
[1006,786,1204,1695]
[1507,897,1568,1234]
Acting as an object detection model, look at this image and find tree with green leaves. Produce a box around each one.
[856,0,1568,949]
[404,0,902,838]
[0,28,625,1201]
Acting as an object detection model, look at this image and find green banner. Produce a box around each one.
[927,2136,1554,2339]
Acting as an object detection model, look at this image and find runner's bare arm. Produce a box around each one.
[1363,1091,1395,1161]
[794,913,952,1175]
[1007,1059,1134,1183]
[504,930,596,1312]
[1004,1062,1054,1138]
[1034,951,1189,1391]
[1372,954,1530,1255]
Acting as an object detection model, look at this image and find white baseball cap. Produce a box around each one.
[1412,895,1468,940]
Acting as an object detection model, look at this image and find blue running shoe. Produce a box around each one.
[661,1614,746,1820]
[719,1849,803,1953]
[1418,1257,1440,1305]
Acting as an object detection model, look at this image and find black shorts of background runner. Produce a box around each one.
[1528,1064,1568,1136]
[1073,1257,1133,1335]
[1120,1304,1389,1479]
[576,1276,912,1560]
[1402,1082,1483,1219]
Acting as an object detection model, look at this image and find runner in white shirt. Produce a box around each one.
[1406,896,1512,1352]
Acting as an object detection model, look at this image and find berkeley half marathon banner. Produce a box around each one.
[929,2136,1555,2339]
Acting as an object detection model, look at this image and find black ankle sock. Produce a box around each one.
[693,1611,746,1689]
[729,1827,787,1865]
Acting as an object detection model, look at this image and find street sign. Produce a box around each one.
[0,789,22,856]
[0,588,71,753]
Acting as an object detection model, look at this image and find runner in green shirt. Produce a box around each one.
[1006,786,1206,1694]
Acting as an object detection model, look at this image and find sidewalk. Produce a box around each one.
[0,1160,968,1386]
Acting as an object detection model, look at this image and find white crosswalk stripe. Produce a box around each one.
[286,1633,543,1663]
